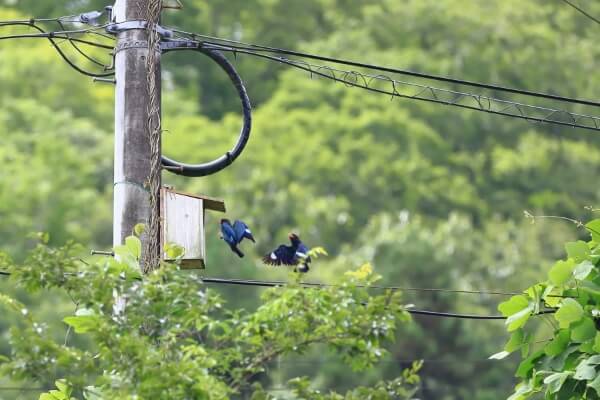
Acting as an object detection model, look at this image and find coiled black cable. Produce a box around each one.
[161,46,252,177]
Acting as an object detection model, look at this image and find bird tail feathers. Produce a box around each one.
[231,245,244,258]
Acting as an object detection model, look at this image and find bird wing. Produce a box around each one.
[233,220,256,243]
[220,222,237,246]
[295,243,311,262]
[262,245,296,266]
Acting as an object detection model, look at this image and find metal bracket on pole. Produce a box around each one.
[105,6,114,23]
[78,10,104,26]
[106,20,173,38]
[160,39,200,52]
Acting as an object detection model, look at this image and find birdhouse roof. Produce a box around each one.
[162,188,226,212]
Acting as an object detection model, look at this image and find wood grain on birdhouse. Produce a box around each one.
[160,188,225,269]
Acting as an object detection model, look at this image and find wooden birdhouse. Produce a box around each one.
[160,187,226,268]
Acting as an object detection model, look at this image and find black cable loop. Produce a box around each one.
[160,46,252,177]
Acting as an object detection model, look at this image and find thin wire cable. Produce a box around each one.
[276,358,499,365]
[0,270,520,296]
[169,31,600,108]
[0,271,553,319]
[200,277,521,296]
[0,31,113,49]
[199,277,556,320]
[199,43,600,132]
[56,20,111,68]
[561,0,600,25]
[0,22,114,77]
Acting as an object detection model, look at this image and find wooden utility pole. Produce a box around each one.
[112,0,161,257]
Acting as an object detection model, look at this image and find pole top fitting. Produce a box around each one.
[106,20,173,38]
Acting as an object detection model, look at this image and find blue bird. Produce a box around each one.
[233,220,256,244]
[220,219,255,258]
[262,233,311,273]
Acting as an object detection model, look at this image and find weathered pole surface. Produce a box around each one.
[113,0,161,259]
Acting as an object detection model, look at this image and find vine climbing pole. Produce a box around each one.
[113,0,162,272]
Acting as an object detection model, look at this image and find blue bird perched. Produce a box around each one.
[220,219,256,258]
[262,233,311,273]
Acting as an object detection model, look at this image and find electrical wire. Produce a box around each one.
[0,22,114,77]
[56,20,112,68]
[0,31,113,49]
[0,271,554,319]
[200,43,600,132]
[199,277,556,320]
[200,277,520,296]
[170,30,600,108]
[561,0,600,25]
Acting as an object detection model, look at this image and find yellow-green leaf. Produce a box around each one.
[549,259,575,286]
[555,298,584,329]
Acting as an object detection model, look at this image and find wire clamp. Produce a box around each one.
[160,39,199,52]
[78,10,104,26]
[106,20,173,38]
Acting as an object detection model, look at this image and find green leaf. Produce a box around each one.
[164,242,185,259]
[63,309,99,334]
[113,245,138,268]
[48,391,66,400]
[574,260,594,281]
[586,219,600,242]
[516,349,545,379]
[133,223,146,237]
[489,351,510,360]
[505,329,525,353]
[549,344,580,371]
[499,295,529,316]
[543,286,564,308]
[125,236,142,259]
[593,332,600,353]
[580,340,594,353]
[574,356,600,380]
[565,241,590,262]
[507,379,535,400]
[588,373,600,396]
[543,371,573,394]
[571,317,596,343]
[580,281,600,300]
[54,380,68,393]
[84,386,103,400]
[545,330,570,356]
[555,298,584,329]
[505,304,534,332]
[549,259,575,285]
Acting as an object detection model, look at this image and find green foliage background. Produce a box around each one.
[1,0,600,398]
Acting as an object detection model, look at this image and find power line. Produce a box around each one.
[194,43,600,132]
[0,271,553,319]
[0,270,522,296]
[199,277,555,320]
[170,30,600,108]
[561,0,600,25]
[0,21,115,78]
[200,277,520,296]
[0,31,113,49]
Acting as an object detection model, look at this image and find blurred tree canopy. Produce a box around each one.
[1,0,600,398]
